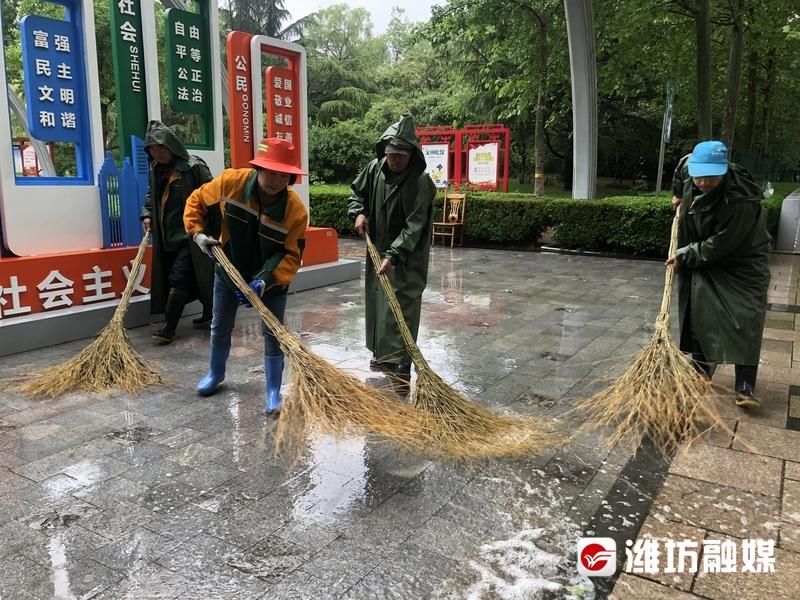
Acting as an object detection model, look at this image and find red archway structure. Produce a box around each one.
[417,124,511,192]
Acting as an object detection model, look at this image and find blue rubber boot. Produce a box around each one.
[196,343,230,396]
[264,355,284,414]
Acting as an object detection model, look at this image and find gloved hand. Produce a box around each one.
[193,233,220,260]
[235,279,266,307]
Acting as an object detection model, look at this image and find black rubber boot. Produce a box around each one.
[192,303,212,328]
[734,365,759,408]
[690,352,716,380]
[153,289,190,344]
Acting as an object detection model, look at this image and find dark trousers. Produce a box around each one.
[163,242,200,300]
[210,275,287,357]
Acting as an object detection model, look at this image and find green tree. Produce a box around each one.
[301,4,386,122]
[308,119,374,183]
[429,0,565,194]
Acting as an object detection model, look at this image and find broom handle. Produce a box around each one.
[110,232,151,325]
[658,209,681,318]
[365,234,427,366]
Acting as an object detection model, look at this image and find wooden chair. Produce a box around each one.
[432,193,466,248]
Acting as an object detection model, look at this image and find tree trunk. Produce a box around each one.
[721,0,745,150]
[533,19,548,197]
[742,50,758,150]
[756,47,776,160]
[695,0,713,138]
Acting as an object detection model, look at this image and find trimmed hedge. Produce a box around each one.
[309,186,785,258]
[763,194,783,237]
[307,185,354,234]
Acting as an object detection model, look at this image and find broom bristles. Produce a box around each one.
[16,324,163,397]
[573,213,727,457]
[210,246,434,461]
[365,235,559,458]
[14,234,164,398]
[573,317,722,457]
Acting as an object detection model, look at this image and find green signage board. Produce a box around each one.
[165,8,211,116]
[110,0,148,159]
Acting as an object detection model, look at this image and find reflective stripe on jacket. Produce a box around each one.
[184,168,308,293]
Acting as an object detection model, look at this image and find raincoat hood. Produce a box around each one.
[376,115,426,174]
[722,163,763,204]
[144,120,191,165]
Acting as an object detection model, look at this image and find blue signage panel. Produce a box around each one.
[21,14,87,144]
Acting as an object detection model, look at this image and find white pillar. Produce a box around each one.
[564,0,597,200]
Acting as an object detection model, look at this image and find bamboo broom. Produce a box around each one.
[209,245,432,459]
[573,211,723,457]
[365,234,559,459]
[16,233,164,397]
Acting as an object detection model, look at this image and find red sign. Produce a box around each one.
[226,31,254,168]
[265,65,300,169]
[0,246,151,320]
[417,124,511,192]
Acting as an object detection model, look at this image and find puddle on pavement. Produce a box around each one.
[541,351,571,362]
[49,534,75,600]
[517,392,558,408]
[105,425,157,444]
[26,511,82,531]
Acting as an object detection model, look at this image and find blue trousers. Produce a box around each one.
[210,275,287,357]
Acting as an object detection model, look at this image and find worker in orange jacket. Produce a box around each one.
[183,138,308,414]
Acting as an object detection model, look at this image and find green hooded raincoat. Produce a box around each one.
[140,120,214,314]
[673,157,771,365]
[347,115,436,364]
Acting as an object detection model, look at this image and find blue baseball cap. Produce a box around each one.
[688,141,729,177]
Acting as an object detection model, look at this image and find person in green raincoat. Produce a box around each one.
[348,115,436,375]
[140,120,214,344]
[666,140,771,408]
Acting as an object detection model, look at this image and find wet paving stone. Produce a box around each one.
[47,556,126,598]
[174,564,269,600]
[11,473,86,507]
[4,242,797,597]
[205,506,288,548]
[21,497,103,533]
[0,553,53,599]
[145,502,221,544]
[266,568,348,600]
[18,525,110,568]
[138,480,202,515]
[93,562,191,600]
[0,466,33,495]
[191,484,261,517]
[80,501,158,542]
[342,542,458,600]
[224,534,316,581]
[89,527,180,573]
[120,457,191,487]
[111,441,171,467]
[0,518,48,558]
[104,424,162,445]
[151,426,210,450]
[165,441,227,468]
[176,462,240,492]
